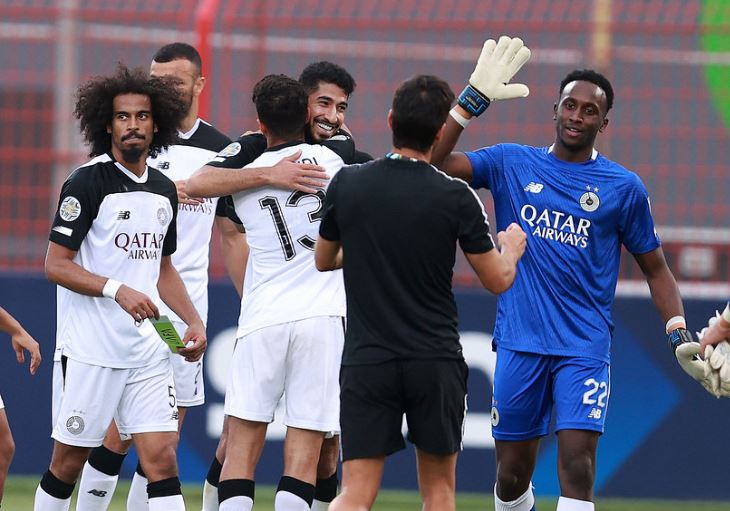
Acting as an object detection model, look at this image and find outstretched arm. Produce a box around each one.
[433,36,531,180]
[187,150,330,197]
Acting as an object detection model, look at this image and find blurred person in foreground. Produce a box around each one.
[315,74,526,511]
[431,35,703,511]
[35,64,205,511]
[74,42,245,511]
[189,60,371,511]
[0,305,41,506]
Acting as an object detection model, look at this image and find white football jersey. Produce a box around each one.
[233,142,348,338]
[49,154,178,368]
[147,119,232,326]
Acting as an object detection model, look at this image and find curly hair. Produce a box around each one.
[74,64,186,158]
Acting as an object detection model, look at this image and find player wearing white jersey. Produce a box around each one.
[0,305,41,506]
[188,61,369,511]
[34,65,205,511]
[75,43,245,511]
[190,74,357,511]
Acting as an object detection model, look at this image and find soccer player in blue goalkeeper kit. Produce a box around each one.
[431,35,713,511]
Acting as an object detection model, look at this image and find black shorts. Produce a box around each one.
[339,358,468,461]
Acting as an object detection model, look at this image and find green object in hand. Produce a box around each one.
[150,315,186,352]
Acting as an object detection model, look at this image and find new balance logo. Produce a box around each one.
[524,182,544,193]
[157,161,170,170]
[588,408,602,419]
[117,211,130,220]
[87,489,108,498]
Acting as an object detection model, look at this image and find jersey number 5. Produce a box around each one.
[259,190,326,260]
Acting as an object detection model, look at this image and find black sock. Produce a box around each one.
[277,476,315,507]
[218,479,255,504]
[40,470,75,500]
[206,456,223,486]
[88,445,127,476]
[314,472,339,502]
[147,476,181,498]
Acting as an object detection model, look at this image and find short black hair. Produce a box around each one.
[299,61,356,97]
[559,69,614,112]
[391,75,455,153]
[252,74,308,140]
[74,63,186,158]
[152,42,202,75]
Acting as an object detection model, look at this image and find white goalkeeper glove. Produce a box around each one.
[704,342,730,397]
[669,328,719,398]
[457,35,531,117]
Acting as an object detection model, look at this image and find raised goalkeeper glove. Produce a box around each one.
[704,342,730,397]
[458,35,531,117]
[669,328,720,398]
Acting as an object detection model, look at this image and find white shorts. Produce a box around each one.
[224,316,344,433]
[169,319,205,407]
[52,357,178,448]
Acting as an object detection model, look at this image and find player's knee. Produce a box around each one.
[50,448,89,481]
[496,462,533,500]
[139,439,179,480]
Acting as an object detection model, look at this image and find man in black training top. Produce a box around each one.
[314,74,526,511]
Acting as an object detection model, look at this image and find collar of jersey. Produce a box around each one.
[547,144,598,164]
[114,161,149,183]
[265,140,305,152]
[177,118,201,140]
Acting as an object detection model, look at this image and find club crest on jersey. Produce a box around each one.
[66,415,85,435]
[217,142,241,158]
[580,185,600,212]
[59,196,82,222]
[157,207,170,226]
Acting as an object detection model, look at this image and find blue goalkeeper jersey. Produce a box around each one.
[466,143,660,362]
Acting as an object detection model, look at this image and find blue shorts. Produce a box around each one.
[491,347,610,441]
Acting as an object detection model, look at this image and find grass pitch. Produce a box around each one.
[3,476,729,510]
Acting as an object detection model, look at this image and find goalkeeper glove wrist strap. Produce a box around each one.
[668,327,693,353]
[458,85,491,117]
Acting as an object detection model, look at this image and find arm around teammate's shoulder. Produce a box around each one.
[465,223,526,294]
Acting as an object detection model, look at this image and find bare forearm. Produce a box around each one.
[432,109,469,168]
[0,307,24,337]
[158,260,202,327]
[221,233,248,298]
[646,269,684,322]
[187,165,271,198]
[46,258,107,297]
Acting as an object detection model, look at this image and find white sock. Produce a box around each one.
[494,483,536,511]
[202,480,219,511]
[219,496,253,511]
[556,496,595,510]
[33,484,71,511]
[127,472,149,510]
[148,494,185,511]
[311,500,329,511]
[76,462,119,510]
[275,490,311,511]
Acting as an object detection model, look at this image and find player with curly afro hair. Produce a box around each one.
[74,63,186,159]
